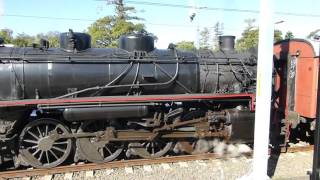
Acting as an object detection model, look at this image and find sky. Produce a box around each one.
[1,0,320,48]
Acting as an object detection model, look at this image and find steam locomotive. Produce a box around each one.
[0,29,258,168]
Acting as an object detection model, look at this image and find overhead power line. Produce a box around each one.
[0,14,197,28]
[125,0,258,13]
[1,13,243,31]
[106,0,320,18]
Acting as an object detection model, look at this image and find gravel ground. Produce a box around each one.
[17,150,314,180]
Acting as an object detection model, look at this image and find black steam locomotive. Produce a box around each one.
[0,30,257,168]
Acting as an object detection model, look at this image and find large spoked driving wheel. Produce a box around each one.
[19,119,72,168]
[77,120,124,163]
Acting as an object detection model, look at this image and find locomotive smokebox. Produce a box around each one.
[60,29,91,52]
[119,33,154,52]
[219,36,235,52]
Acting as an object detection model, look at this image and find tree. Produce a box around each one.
[175,41,196,51]
[235,28,259,51]
[12,33,34,47]
[274,29,283,42]
[236,19,283,51]
[88,17,144,47]
[88,0,145,48]
[88,0,146,48]
[0,29,13,44]
[114,0,142,20]
[36,31,60,47]
[199,27,210,50]
[284,31,294,39]
[212,22,224,51]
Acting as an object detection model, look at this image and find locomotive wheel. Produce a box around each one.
[19,118,72,168]
[76,120,124,163]
[129,140,173,159]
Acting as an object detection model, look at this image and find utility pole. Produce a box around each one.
[238,0,275,179]
[251,0,275,179]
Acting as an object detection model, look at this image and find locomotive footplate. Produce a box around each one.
[0,93,255,110]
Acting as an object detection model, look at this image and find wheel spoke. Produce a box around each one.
[52,146,65,153]
[45,125,49,136]
[151,143,155,155]
[23,139,38,144]
[32,149,40,156]
[28,145,38,150]
[46,151,50,164]
[37,127,43,138]
[28,131,40,140]
[49,149,59,160]
[38,151,44,161]
[105,146,113,155]
[146,142,151,149]
[53,141,68,145]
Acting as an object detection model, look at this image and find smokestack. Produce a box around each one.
[219,36,235,52]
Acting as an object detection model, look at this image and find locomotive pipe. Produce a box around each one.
[63,106,149,122]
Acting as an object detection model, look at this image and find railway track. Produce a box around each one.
[0,145,314,179]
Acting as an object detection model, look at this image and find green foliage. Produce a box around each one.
[88,0,146,48]
[35,31,60,47]
[0,29,60,47]
[88,17,145,48]
[2,1,149,48]
[236,28,259,51]
[12,33,34,47]
[274,30,283,42]
[199,27,211,50]
[236,19,283,51]
[0,29,13,44]
[284,31,294,39]
[175,41,196,51]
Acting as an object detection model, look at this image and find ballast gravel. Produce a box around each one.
[19,150,313,180]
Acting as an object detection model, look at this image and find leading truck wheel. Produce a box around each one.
[19,119,72,168]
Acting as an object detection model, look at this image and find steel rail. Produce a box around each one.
[0,145,314,179]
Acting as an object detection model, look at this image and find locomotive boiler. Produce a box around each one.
[0,30,257,168]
